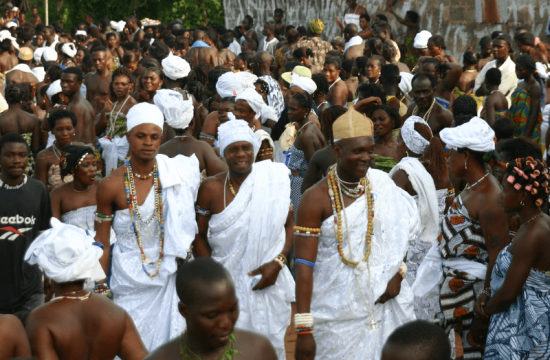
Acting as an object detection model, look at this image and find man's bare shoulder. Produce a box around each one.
[143,337,179,360]
[233,329,277,359]
[0,314,24,335]
[199,172,226,191]
[97,167,125,194]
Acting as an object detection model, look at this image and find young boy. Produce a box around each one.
[480,68,508,127]
[273,8,285,37]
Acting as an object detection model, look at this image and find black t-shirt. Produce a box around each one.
[0,176,51,310]
[271,101,319,141]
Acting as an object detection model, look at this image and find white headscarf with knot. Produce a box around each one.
[218,119,260,158]
[401,116,432,155]
[440,117,495,152]
[25,218,106,283]
[161,52,191,81]
[414,30,432,49]
[47,79,62,101]
[42,47,57,62]
[216,72,258,98]
[33,47,45,63]
[254,129,274,149]
[154,89,194,130]
[289,73,317,95]
[236,87,266,120]
[62,43,77,58]
[127,102,165,133]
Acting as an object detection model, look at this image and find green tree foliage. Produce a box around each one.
[27,0,224,31]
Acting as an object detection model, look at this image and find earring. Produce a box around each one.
[406,151,409,157]
[465,160,467,170]
[520,200,524,206]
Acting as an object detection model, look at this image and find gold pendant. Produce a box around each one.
[370,319,377,330]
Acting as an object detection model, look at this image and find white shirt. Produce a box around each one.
[474,56,518,107]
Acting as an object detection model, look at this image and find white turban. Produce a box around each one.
[127,102,165,133]
[216,72,257,98]
[6,22,16,29]
[440,117,495,153]
[289,73,317,95]
[218,119,260,158]
[161,52,191,81]
[0,30,18,50]
[153,89,194,130]
[260,105,278,125]
[401,116,432,154]
[32,67,45,82]
[414,30,432,49]
[25,218,106,283]
[117,21,126,32]
[236,88,266,120]
[43,47,57,62]
[47,79,62,101]
[254,129,274,149]
[62,43,77,58]
[33,47,45,63]
[75,30,87,37]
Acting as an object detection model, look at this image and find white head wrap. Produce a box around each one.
[117,21,126,32]
[216,72,257,98]
[47,79,62,101]
[25,218,106,283]
[289,73,317,95]
[161,52,191,81]
[127,102,165,133]
[33,47,45,63]
[75,30,87,37]
[254,129,274,149]
[6,22,16,29]
[153,89,194,130]
[440,117,495,152]
[226,111,236,122]
[236,88,266,120]
[401,116,432,154]
[62,43,77,58]
[414,30,432,49]
[218,119,260,158]
[32,67,45,82]
[0,30,18,50]
[260,105,278,125]
[42,47,57,62]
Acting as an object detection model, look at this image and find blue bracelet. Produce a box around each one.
[295,259,315,268]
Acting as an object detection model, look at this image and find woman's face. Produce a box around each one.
[75,50,85,65]
[53,118,75,146]
[395,133,408,160]
[288,98,308,123]
[74,154,97,186]
[217,101,234,123]
[113,75,132,99]
[515,41,531,54]
[254,83,268,102]
[233,99,255,122]
[366,59,381,80]
[141,70,162,92]
[323,64,340,84]
[107,36,118,49]
[36,34,44,47]
[371,109,395,138]
[500,175,523,213]
[124,61,139,73]
[209,99,220,113]
[447,149,467,179]
[515,65,530,80]
[233,57,244,71]
[427,42,442,57]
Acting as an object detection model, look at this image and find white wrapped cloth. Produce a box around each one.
[208,160,294,359]
[42,47,57,62]
[399,72,413,96]
[216,72,258,98]
[401,116,431,154]
[344,35,363,53]
[289,74,317,95]
[33,48,44,63]
[260,104,278,125]
[439,116,495,152]
[127,102,164,133]
[32,67,45,82]
[62,43,77,57]
[25,218,106,283]
[414,30,432,49]
[97,136,129,174]
[218,119,260,158]
[47,79,62,100]
[161,52,191,80]
[6,22,16,29]
[0,30,18,50]
[236,87,266,120]
[254,129,274,149]
[75,30,87,37]
[153,89,194,130]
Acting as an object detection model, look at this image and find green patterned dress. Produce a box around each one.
[22,133,35,176]
[509,87,543,145]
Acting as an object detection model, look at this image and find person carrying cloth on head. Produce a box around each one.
[193,120,295,360]
[294,107,420,360]
[291,19,333,73]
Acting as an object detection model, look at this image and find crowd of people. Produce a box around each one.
[1,1,550,359]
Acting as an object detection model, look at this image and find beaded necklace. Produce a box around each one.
[464,172,490,191]
[412,98,436,120]
[51,290,91,301]
[180,332,238,360]
[124,159,165,279]
[108,95,131,138]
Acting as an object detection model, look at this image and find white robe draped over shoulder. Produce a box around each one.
[208,160,295,360]
[312,169,420,360]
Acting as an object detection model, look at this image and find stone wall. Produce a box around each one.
[223,0,550,60]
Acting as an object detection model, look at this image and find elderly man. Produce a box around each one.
[25,219,148,360]
[193,120,295,360]
[294,108,419,360]
[95,102,200,351]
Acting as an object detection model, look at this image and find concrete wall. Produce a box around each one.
[223,0,550,60]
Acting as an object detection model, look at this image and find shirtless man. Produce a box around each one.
[0,38,16,74]
[5,50,39,86]
[335,0,368,32]
[241,15,258,45]
[187,30,218,67]
[343,24,365,60]
[218,33,236,67]
[0,314,31,360]
[29,5,41,27]
[143,257,278,360]
[85,46,112,115]
[405,72,453,136]
[323,57,348,107]
[24,220,148,360]
[124,15,144,43]
[61,67,96,145]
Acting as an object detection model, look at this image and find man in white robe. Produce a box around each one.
[94,103,200,351]
[294,108,419,360]
[193,119,295,360]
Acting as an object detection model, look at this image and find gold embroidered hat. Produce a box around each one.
[332,106,374,141]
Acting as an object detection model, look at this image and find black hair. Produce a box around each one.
[100,17,110,29]
[366,37,384,55]
[243,39,257,51]
[122,51,139,65]
[244,15,253,24]
[291,92,313,113]
[138,57,161,69]
[220,32,232,48]
[341,59,355,74]
[297,26,307,37]
[286,28,300,44]
[515,32,535,47]
[324,56,341,70]
[321,105,347,143]
[106,32,116,41]
[485,68,502,87]
[274,8,284,15]
[186,80,206,102]
[48,109,78,129]
[220,96,236,105]
[372,104,402,129]
[428,35,446,50]
[238,50,254,65]
[63,66,83,81]
[515,54,546,108]
[368,55,386,68]
[480,35,492,49]
[77,46,90,56]
[354,56,368,74]
[406,11,419,23]
[293,47,313,60]
[382,41,398,62]
[422,57,441,70]
[412,71,437,88]
[264,20,276,33]
[149,41,170,62]
[383,320,451,360]
[376,22,392,33]
[360,14,370,22]
[380,63,400,83]
[122,41,139,52]
[60,144,94,178]
[312,73,330,94]
[5,84,25,105]
[452,96,478,117]
[0,38,11,53]
[463,50,478,66]
[284,61,301,73]
[207,68,229,92]
[176,257,233,305]
[0,132,27,153]
[453,114,473,127]
[494,116,516,141]
[85,12,95,20]
[356,83,387,103]
[112,66,133,83]
[375,14,388,22]
[499,136,543,161]
[81,55,94,73]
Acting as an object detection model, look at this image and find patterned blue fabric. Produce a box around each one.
[288,144,308,221]
[435,96,450,109]
[485,244,550,359]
